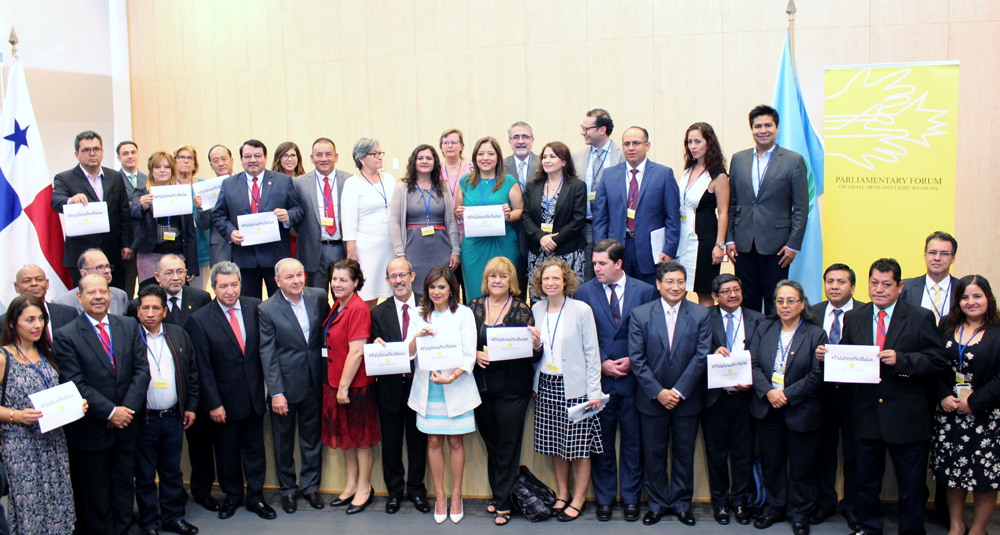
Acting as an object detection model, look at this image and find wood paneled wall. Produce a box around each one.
[128,0,1000,500]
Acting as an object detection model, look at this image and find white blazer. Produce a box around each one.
[531,297,603,400]
[406,304,481,417]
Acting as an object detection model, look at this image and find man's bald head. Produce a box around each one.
[13,265,49,300]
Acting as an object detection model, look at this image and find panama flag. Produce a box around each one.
[0,55,71,307]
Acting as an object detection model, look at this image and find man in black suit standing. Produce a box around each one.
[725,105,809,314]
[702,273,764,526]
[818,258,947,535]
[185,262,275,520]
[52,274,150,535]
[128,254,211,326]
[629,261,711,526]
[293,138,352,290]
[133,284,200,535]
[900,231,959,325]
[259,258,330,514]
[4,264,79,336]
[212,139,303,299]
[51,131,133,290]
[370,257,431,514]
[809,263,863,530]
[116,140,144,297]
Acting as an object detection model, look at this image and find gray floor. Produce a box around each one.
[126,491,984,534]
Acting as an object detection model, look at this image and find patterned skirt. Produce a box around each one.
[931,406,1000,492]
[533,373,603,460]
[416,381,476,435]
[322,383,381,450]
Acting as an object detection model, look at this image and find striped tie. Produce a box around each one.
[931,284,944,324]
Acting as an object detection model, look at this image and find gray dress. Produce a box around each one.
[404,187,453,286]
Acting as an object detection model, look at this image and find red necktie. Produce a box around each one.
[402,304,414,377]
[96,323,116,371]
[228,308,245,353]
[251,177,260,213]
[323,176,336,234]
[876,310,887,351]
[627,169,638,231]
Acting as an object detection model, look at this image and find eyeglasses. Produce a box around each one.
[580,125,599,133]
[78,147,102,155]
[775,298,802,306]
[387,272,412,280]
[925,250,953,258]
[159,269,187,278]
[84,264,114,273]
[210,157,231,164]
[717,288,742,296]
[441,141,461,147]
[510,134,532,141]
[659,279,685,287]
[280,153,298,160]
[243,153,265,160]
[175,155,194,161]
[367,151,385,158]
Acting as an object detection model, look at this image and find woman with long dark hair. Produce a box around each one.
[272,141,306,178]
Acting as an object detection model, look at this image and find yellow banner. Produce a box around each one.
[824,62,958,282]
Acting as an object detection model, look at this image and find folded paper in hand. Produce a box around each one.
[567,393,610,423]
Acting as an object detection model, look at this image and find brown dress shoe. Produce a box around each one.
[281,495,297,514]
[305,491,325,510]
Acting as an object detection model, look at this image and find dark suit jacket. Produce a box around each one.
[128,285,212,327]
[370,293,420,414]
[521,177,588,255]
[706,305,765,407]
[259,288,330,404]
[53,313,150,451]
[211,170,304,269]
[504,153,541,261]
[629,299,711,417]
[152,322,200,414]
[185,298,265,419]
[575,276,657,396]
[749,318,826,431]
[726,146,808,255]
[293,169,352,273]
[840,299,948,443]
[899,275,960,313]
[128,186,199,273]
[935,323,1000,413]
[51,165,133,267]
[809,298,865,330]
[593,159,681,274]
[119,169,146,200]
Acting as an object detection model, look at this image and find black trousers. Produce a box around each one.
[855,437,929,535]
[213,413,267,504]
[815,384,858,512]
[69,439,136,535]
[378,377,428,499]
[270,387,323,496]
[474,393,531,511]
[702,391,755,508]
[733,242,788,315]
[757,407,821,523]
[591,380,643,505]
[240,267,278,300]
[124,256,138,298]
[185,408,217,500]
[135,412,186,531]
[640,411,699,514]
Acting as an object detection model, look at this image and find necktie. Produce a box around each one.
[876,310,887,351]
[931,284,943,324]
[627,169,639,231]
[592,148,606,184]
[169,296,181,324]
[666,308,677,351]
[228,308,245,353]
[128,173,137,189]
[829,309,843,344]
[96,323,116,371]
[725,313,736,350]
[609,284,621,329]
[402,304,414,377]
[323,176,336,234]
[518,161,527,185]
[251,177,260,213]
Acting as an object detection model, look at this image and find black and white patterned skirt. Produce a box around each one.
[533,373,603,460]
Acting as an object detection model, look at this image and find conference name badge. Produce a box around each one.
[541,223,554,233]
[771,372,785,386]
[627,208,636,219]
[588,191,596,201]
[421,226,434,236]
[956,372,967,384]
[163,231,177,241]
[321,217,335,227]
[153,378,169,389]
[545,363,560,373]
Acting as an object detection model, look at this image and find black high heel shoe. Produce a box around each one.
[330,492,355,507]
[346,486,375,514]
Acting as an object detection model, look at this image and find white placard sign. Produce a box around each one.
[486,327,534,361]
[650,226,666,260]
[192,176,226,210]
[63,202,110,236]
[824,344,880,384]
[237,212,281,246]
[363,342,411,376]
[415,335,464,371]
[28,381,85,433]
[707,350,753,389]
[463,205,506,237]
[151,184,193,218]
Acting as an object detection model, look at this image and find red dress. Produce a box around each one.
[322,292,380,450]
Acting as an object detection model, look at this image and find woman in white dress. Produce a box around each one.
[342,137,396,307]
[675,122,729,307]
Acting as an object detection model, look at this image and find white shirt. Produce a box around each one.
[822,299,855,338]
[142,326,178,410]
[873,300,897,342]
[79,164,104,201]
[602,273,627,319]
[218,301,246,344]
[584,140,613,218]
[751,144,777,197]
[542,310,564,375]
[245,172,264,206]
[514,153,532,189]
[315,172,342,240]
[720,306,746,352]
[166,290,183,314]
[394,293,417,335]
[625,158,648,204]
[659,298,684,398]
[920,274,952,318]
[283,291,310,341]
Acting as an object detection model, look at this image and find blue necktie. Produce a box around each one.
[830,309,843,345]
[725,313,736,350]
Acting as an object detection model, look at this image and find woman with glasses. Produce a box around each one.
[748,280,826,534]
[131,152,198,283]
[440,129,474,299]
[272,142,306,178]
[174,145,210,288]
[342,138,397,308]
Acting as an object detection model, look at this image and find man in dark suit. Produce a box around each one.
[259,258,330,513]
[51,131,133,290]
[198,144,235,267]
[809,263,863,530]
[900,231,959,324]
[575,239,656,522]
[629,261,711,526]
[52,274,150,535]
[133,284,200,535]
[505,121,540,290]
[293,138,351,290]
[5,264,79,336]
[819,258,948,535]
[116,141,144,297]
[212,139,303,299]
[702,273,764,525]
[593,126,681,286]
[370,257,431,514]
[127,254,211,325]
[185,262,275,520]
[725,105,809,314]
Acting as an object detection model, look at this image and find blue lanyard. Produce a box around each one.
[247,176,262,208]
[591,146,610,178]
[924,282,951,319]
[957,324,977,367]
[875,311,889,341]
[546,298,568,348]
[417,186,434,223]
[544,177,564,221]
[755,151,770,192]
[479,177,495,206]
[15,345,53,389]
[139,327,167,374]
[726,312,744,352]
[609,283,623,315]
[316,174,335,214]
[627,169,640,207]
[776,319,802,369]
[94,321,115,360]
[360,170,388,209]
[487,294,511,327]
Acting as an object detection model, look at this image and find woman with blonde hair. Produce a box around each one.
[131,151,198,281]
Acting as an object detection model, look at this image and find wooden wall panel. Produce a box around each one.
[524,0,588,45]
[414,50,471,146]
[870,23,950,64]
[587,0,652,40]
[871,0,949,25]
[367,0,416,58]
[587,37,655,156]
[653,0,722,36]
[413,0,469,54]
[524,41,589,151]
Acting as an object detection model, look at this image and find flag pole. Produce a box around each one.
[0,28,16,110]
[786,0,797,65]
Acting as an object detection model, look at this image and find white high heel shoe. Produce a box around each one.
[450,498,464,524]
[434,499,447,524]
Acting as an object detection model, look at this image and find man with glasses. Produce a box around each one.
[197,145,236,268]
[117,141,144,297]
[574,109,624,280]
[292,138,352,290]
[52,248,131,315]
[212,139,303,299]
[900,231,960,324]
[52,130,133,290]
[504,121,540,294]
[128,254,211,327]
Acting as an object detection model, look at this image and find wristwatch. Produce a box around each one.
[715,242,726,249]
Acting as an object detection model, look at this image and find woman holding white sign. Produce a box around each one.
[174,145,211,288]
[747,280,826,534]
[130,151,199,282]
[530,258,603,522]
[405,266,480,524]
[343,138,397,307]
[0,296,87,534]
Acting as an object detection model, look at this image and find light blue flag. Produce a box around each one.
[773,30,824,303]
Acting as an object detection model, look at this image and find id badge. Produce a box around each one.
[321,217,335,227]
[421,226,435,236]
[771,372,785,386]
[627,208,636,219]
[153,378,169,389]
[163,231,177,241]
[541,223,554,233]
[545,363,561,373]
[956,372,967,384]
[680,213,688,222]
[321,348,329,358]
[380,212,389,224]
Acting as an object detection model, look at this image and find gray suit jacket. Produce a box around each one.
[195,175,233,266]
[573,141,624,216]
[258,287,331,404]
[52,286,130,316]
[726,146,808,255]
[119,169,146,200]
[293,169,352,274]
[504,153,540,260]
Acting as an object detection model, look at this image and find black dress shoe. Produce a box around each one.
[793,521,810,535]
[193,495,221,512]
[643,510,667,525]
[386,495,402,514]
[735,506,753,525]
[218,500,241,519]
[330,493,354,507]
[161,518,199,535]
[842,510,861,532]
[677,510,697,526]
[755,513,785,529]
[809,506,835,524]
[408,495,431,513]
[281,495,297,514]
[305,491,325,510]
[715,506,732,525]
[247,500,277,520]
[624,503,641,522]
[346,486,374,514]
[596,504,613,521]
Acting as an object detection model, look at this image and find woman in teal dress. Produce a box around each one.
[454,137,523,301]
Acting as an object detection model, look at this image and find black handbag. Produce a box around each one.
[510,465,557,522]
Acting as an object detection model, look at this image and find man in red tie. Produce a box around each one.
[53,274,149,535]
[292,137,352,290]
